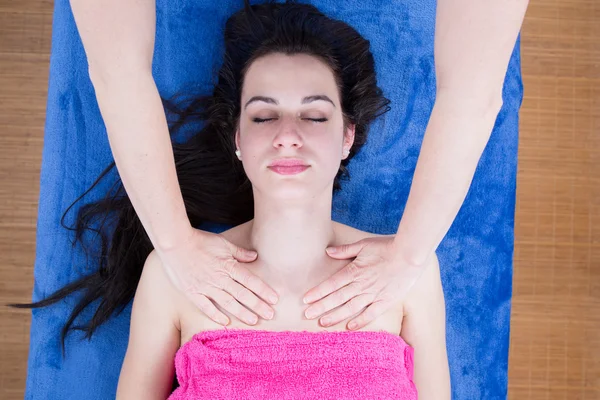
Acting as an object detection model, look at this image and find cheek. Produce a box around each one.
[238,136,264,179]
[316,135,345,174]
[238,129,260,154]
[320,126,345,153]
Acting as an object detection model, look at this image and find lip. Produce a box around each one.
[268,158,309,167]
[268,165,310,175]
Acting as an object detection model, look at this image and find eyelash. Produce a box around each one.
[252,118,328,124]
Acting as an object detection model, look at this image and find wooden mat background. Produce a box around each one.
[0,0,598,398]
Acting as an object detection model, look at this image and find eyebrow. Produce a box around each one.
[244,95,336,110]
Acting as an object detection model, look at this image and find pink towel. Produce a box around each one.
[168,328,417,400]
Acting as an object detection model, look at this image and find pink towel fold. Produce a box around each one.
[168,328,417,400]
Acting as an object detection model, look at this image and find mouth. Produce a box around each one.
[267,158,310,175]
[267,165,310,175]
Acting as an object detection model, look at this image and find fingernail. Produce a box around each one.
[348,322,357,330]
[303,297,310,304]
[326,247,337,254]
[305,309,315,319]
[269,295,278,304]
[321,317,330,326]
[265,310,274,320]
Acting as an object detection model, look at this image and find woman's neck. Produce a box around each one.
[248,189,338,292]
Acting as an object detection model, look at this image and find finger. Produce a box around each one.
[325,240,365,259]
[190,293,230,326]
[222,236,258,263]
[303,262,358,304]
[231,245,258,262]
[304,283,360,320]
[228,264,279,305]
[224,279,275,321]
[211,289,259,326]
[317,293,374,327]
[347,299,388,331]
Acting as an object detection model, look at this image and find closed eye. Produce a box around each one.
[252,118,328,124]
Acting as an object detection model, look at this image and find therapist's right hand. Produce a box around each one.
[155,228,278,326]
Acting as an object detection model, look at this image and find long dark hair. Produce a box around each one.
[8,0,391,356]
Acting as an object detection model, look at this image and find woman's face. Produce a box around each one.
[236,52,355,200]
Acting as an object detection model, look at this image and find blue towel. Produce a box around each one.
[26,0,522,398]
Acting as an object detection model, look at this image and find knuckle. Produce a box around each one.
[213,276,228,290]
[237,271,251,286]
[340,244,351,253]
[346,306,359,318]
[333,290,346,305]
[253,296,267,311]
[221,296,237,310]
[234,286,250,303]
[346,262,360,276]
[218,258,237,275]
[245,274,261,289]
[346,297,360,313]
[221,259,237,275]
[181,283,197,297]
[346,268,358,282]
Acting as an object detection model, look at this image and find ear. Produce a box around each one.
[343,123,356,158]
[235,127,240,150]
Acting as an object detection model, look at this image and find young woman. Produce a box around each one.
[14,2,449,398]
[118,3,449,398]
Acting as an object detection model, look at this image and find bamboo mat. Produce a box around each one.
[508,0,600,398]
[0,0,598,398]
[0,1,53,399]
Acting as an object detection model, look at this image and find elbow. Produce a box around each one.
[435,87,503,126]
[87,62,153,91]
[479,94,503,130]
[436,72,505,116]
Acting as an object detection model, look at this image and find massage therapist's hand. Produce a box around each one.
[303,237,426,331]
[156,227,278,326]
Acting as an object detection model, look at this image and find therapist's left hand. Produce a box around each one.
[302,236,426,331]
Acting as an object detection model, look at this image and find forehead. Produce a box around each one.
[242,53,339,102]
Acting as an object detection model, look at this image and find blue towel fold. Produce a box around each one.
[26,0,522,398]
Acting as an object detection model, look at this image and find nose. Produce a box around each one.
[272,118,304,150]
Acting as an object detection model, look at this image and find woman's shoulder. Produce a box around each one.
[138,250,183,324]
[331,221,392,243]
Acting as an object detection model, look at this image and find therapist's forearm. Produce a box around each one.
[392,0,528,266]
[70,0,190,250]
[91,72,192,252]
[392,93,501,266]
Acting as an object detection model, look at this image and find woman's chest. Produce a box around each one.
[178,275,405,345]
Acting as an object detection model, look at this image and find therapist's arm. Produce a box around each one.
[69,0,191,251]
[392,0,529,265]
[69,0,278,326]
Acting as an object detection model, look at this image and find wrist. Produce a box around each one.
[154,220,197,254]
[390,238,430,268]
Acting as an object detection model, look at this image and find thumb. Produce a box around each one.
[231,245,258,262]
[326,241,364,259]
